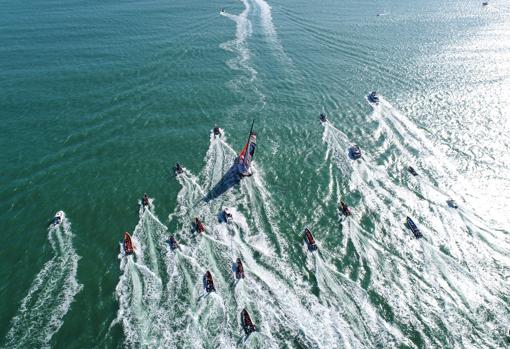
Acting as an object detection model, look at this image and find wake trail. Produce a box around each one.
[323,111,510,347]
[114,205,172,347]
[220,0,266,111]
[4,212,82,349]
[251,0,292,65]
[166,131,361,347]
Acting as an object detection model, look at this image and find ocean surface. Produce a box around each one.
[1,0,509,347]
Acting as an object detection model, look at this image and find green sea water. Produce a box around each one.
[1,0,509,347]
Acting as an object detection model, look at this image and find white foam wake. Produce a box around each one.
[220,0,266,110]
[251,0,291,64]
[4,213,82,348]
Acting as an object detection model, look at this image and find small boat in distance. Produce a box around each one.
[482,1,489,6]
[368,91,380,104]
[141,193,149,210]
[223,207,233,223]
[304,228,318,251]
[195,217,205,233]
[408,166,418,176]
[175,163,184,175]
[49,211,64,227]
[446,199,458,209]
[241,309,256,335]
[168,235,179,250]
[406,217,422,238]
[213,126,221,137]
[320,113,327,123]
[204,271,216,292]
[235,258,245,279]
[339,201,352,216]
[349,145,362,160]
[124,232,134,255]
[237,121,257,177]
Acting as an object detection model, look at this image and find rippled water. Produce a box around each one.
[1,0,509,347]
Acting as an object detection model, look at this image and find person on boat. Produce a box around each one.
[142,193,149,208]
[50,216,60,226]
[195,217,205,233]
[204,271,215,292]
[407,166,418,176]
[213,126,221,136]
[175,163,183,174]
[320,113,327,122]
[349,145,362,159]
[168,235,178,249]
[236,258,245,279]
[340,201,351,216]
[241,309,256,334]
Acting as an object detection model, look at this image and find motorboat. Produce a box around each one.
[223,207,233,223]
[168,235,179,250]
[406,217,422,238]
[195,217,205,233]
[213,126,221,137]
[141,194,149,209]
[50,211,64,227]
[175,163,184,175]
[339,201,352,216]
[204,271,216,292]
[237,121,256,177]
[408,166,418,176]
[349,145,362,160]
[304,228,318,251]
[241,309,256,335]
[320,113,327,123]
[368,91,380,104]
[124,232,134,255]
[482,1,489,6]
[446,199,458,209]
[235,258,245,279]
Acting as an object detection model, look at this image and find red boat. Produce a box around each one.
[235,258,245,279]
[204,271,216,292]
[124,232,134,255]
[241,309,256,335]
[195,217,205,233]
[304,228,318,251]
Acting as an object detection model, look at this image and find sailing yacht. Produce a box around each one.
[237,121,257,177]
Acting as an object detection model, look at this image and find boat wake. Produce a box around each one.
[220,0,266,111]
[4,213,82,348]
[322,105,510,347]
[251,0,291,64]
[113,207,171,347]
[156,130,417,347]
